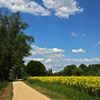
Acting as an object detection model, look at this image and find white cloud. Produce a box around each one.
[0,0,50,16]
[24,44,66,70]
[24,56,100,71]
[24,45,100,71]
[82,34,86,37]
[91,45,95,48]
[63,58,100,65]
[0,0,83,18]
[92,41,100,47]
[70,32,78,37]
[30,45,65,57]
[24,57,44,62]
[46,53,64,58]
[98,41,100,45]
[70,32,86,37]
[44,58,52,63]
[72,48,86,54]
[43,0,83,18]
[52,48,63,52]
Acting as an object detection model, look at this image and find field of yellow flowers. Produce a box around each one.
[29,76,100,96]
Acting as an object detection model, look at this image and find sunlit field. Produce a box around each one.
[29,76,100,97]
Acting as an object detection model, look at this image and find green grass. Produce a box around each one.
[7,82,13,100]
[0,81,8,96]
[26,79,100,100]
[0,82,13,100]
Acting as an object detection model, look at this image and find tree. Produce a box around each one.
[46,69,53,76]
[0,11,34,81]
[79,64,87,70]
[79,64,87,75]
[88,64,100,76]
[63,64,77,76]
[73,68,83,76]
[25,60,46,76]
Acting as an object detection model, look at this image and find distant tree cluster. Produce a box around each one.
[54,64,100,76]
[25,60,46,76]
[25,60,100,76]
[25,60,55,76]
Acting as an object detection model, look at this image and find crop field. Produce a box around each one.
[29,76,100,97]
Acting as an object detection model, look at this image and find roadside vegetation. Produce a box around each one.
[0,82,8,95]
[0,82,13,100]
[26,79,100,100]
[29,76,100,97]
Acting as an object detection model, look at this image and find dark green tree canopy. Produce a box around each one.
[0,11,34,81]
[79,64,87,70]
[25,60,46,76]
[54,64,100,76]
[63,64,77,76]
[46,69,53,76]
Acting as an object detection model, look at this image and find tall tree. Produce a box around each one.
[0,11,34,81]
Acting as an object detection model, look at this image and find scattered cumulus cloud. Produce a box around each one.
[43,0,83,18]
[72,48,86,54]
[63,58,100,65]
[92,45,95,48]
[82,34,86,37]
[24,45,100,71]
[30,45,65,56]
[70,32,78,37]
[0,0,50,16]
[97,41,100,45]
[24,57,44,62]
[92,41,100,47]
[0,0,83,18]
[70,32,86,37]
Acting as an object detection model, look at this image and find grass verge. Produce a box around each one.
[26,79,100,100]
[0,82,13,100]
[0,82,8,96]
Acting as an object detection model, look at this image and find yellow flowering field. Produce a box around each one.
[29,76,100,96]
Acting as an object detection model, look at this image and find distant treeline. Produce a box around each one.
[53,64,100,76]
[25,60,100,76]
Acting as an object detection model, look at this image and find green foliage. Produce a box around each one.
[0,11,34,81]
[0,82,8,95]
[46,69,53,76]
[63,64,82,76]
[26,79,100,100]
[9,64,26,80]
[0,82,13,100]
[25,60,46,76]
[54,64,100,76]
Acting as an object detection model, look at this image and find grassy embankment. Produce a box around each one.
[26,77,100,100]
[0,82,13,100]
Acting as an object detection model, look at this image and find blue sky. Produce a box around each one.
[0,0,100,71]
